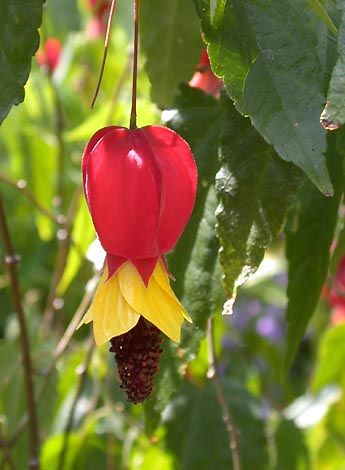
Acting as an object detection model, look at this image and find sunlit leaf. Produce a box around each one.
[166,85,224,296]
[57,198,94,294]
[216,98,300,300]
[196,0,333,195]
[144,188,223,433]
[320,2,345,130]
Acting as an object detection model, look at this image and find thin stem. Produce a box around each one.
[0,172,63,224]
[0,454,15,470]
[42,184,83,334]
[207,317,241,470]
[0,192,40,470]
[129,0,139,130]
[57,339,94,470]
[90,0,117,108]
[0,432,15,470]
[8,278,98,447]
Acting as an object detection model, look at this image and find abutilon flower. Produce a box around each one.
[189,49,223,97]
[78,125,197,401]
[86,0,110,38]
[36,38,61,75]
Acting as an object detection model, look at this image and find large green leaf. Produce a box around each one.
[140,0,202,108]
[216,98,300,300]
[320,1,345,129]
[284,137,343,371]
[164,381,268,470]
[194,0,258,107]
[145,87,226,430]
[195,0,332,195]
[182,187,224,331]
[166,85,224,296]
[144,188,224,433]
[0,0,43,124]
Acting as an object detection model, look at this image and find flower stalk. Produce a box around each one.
[130,0,139,130]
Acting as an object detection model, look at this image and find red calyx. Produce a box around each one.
[36,38,61,75]
[82,125,197,282]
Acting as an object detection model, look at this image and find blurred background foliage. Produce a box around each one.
[1,0,345,469]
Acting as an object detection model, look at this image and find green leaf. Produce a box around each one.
[284,136,343,371]
[320,2,345,130]
[194,0,258,107]
[216,98,301,299]
[41,433,80,470]
[57,198,94,294]
[307,0,338,37]
[167,85,224,296]
[182,187,224,331]
[196,0,333,195]
[243,0,332,195]
[312,324,345,391]
[44,0,81,38]
[0,340,20,388]
[64,104,113,143]
[140,0,202,108]
[29,131,56,241]
[164,381,269,470]
[0,0,43,124]
[144,188,224,433]
[273,418,310,470]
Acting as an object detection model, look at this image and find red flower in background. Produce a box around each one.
[189,49,223,97]
[36,38,61,75]
[329,256,345,307]
[78,125,197,347]
[325,255,345,325]
[86,0,110,38]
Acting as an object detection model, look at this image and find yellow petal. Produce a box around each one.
[102,275,140,339]
[77,305,93,329]
[118,262,188,342]
[80,269,140,346]
[153,260,193,323]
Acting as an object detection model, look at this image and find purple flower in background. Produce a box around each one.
[231,299,262,331]
[256,314,284,343]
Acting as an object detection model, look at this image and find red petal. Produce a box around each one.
[140,126,197,254]
[82,126,120,205]
[83,125,197,261]
[83,127,162,259]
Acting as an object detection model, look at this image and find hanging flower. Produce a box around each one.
[78,125,197,400]
[189,48,223,97]
[36,38,61,75]
[86,0,110,38]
